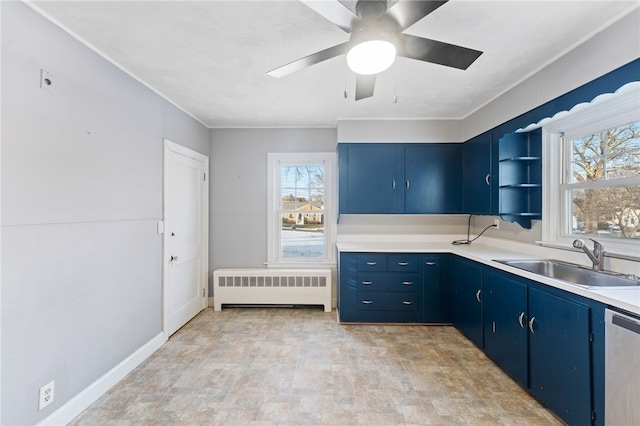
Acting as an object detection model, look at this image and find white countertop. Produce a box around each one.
[337,235,640,315]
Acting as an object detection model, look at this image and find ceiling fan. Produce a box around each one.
[267,0,483,100]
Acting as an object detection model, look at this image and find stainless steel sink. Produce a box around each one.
[494,259,640,289]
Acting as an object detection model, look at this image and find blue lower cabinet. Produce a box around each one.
[452,257,484,348]
[483,269,528,387]
[528,287,593,426]
[339,252,448,323]
[423,257,441,322]
[482,267,603,426]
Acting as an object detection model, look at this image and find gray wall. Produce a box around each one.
[209,128,336,273]
[466,7,639,242]
[1,3,208,424]
[462,8,640,141]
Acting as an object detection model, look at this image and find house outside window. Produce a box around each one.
[542,85,640,255]
[267,153,336,266]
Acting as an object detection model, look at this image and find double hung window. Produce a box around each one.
[267,153,336,266]
[542,86,640,253]
[563,120,640,239]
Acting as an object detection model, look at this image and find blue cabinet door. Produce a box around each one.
[338,252,358,322]
[463,133,495,215]
[338,144,404,214]
[528,287,592,426]
[422,257,441,322]
[452,257,483,348]
[405,144,463,213]
[483,269,528,387]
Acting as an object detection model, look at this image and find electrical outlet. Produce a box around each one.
[38,381,54,410]
[40,69,54,94]
[493,219,500,230]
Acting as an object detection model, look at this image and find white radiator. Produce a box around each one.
[213,268,332,312]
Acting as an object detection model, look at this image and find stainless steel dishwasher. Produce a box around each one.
[605,308,640,425]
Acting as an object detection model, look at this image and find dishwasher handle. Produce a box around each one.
[612,314,640,334]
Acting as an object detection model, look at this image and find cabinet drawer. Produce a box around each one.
[357,292,420,311]
[357,273,419,292]
[356,255,388,271]
[388,254,421,272]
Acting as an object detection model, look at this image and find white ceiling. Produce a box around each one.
[31,0,638,128]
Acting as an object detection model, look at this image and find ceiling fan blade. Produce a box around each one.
[267,42,350,78]
[398,34,482,70]
[300,0,356,33]
[387,0,448,31]
[355,74,376,100]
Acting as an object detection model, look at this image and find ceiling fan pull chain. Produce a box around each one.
[344,61,349,99]
[393,63,398,104]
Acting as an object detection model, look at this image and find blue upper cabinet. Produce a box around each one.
[498,128,542,228]
[338,143,404,214]
[338,143,462,214]
[462,132,497,215]
[405,144,463,213]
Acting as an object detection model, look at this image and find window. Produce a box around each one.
[563,120,640,239]
[267,153,336,266]
[542,85,640,254]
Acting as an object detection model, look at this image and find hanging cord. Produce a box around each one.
[393,63,398,103]
[452,215,497,245]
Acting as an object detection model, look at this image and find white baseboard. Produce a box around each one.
[38,332,166,426]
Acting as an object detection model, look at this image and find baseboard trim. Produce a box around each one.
[38,332,166,425]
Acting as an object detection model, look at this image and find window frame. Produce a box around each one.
[267,152,337,267]
[541,86,640,255]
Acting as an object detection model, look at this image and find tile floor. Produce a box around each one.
[69,307,562,425]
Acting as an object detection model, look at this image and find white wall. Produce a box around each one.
[1,3,208,424]
[209,128,336,273]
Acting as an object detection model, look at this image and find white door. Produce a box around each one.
[164,140,208,337]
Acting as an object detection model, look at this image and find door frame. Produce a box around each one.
[162,139,209,337]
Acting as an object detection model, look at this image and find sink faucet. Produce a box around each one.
[573,238,605,271]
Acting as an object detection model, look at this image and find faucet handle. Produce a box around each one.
[588,238,603,253]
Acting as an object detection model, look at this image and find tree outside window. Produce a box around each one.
[566,120,640,239]
[280,165,325,258]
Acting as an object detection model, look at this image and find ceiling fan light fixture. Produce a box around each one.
[347,39,396,75]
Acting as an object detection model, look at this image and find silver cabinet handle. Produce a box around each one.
[170,255,179,262]
[402,301,413,305]
[485,173,491,185]
[406,180,410,189]
[366,262,377,266]
[518,312,526,329]
[362,281,373,285]
[425,262,436,266]
[402,281,413,286]
[398,262,409,266]
[528,316,536,334]
[362,300,373,305]
[475,289,482,303]
[392,179,396,189]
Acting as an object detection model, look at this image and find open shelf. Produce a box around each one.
[498,129,542,229]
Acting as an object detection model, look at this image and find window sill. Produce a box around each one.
[536,240,640,262]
